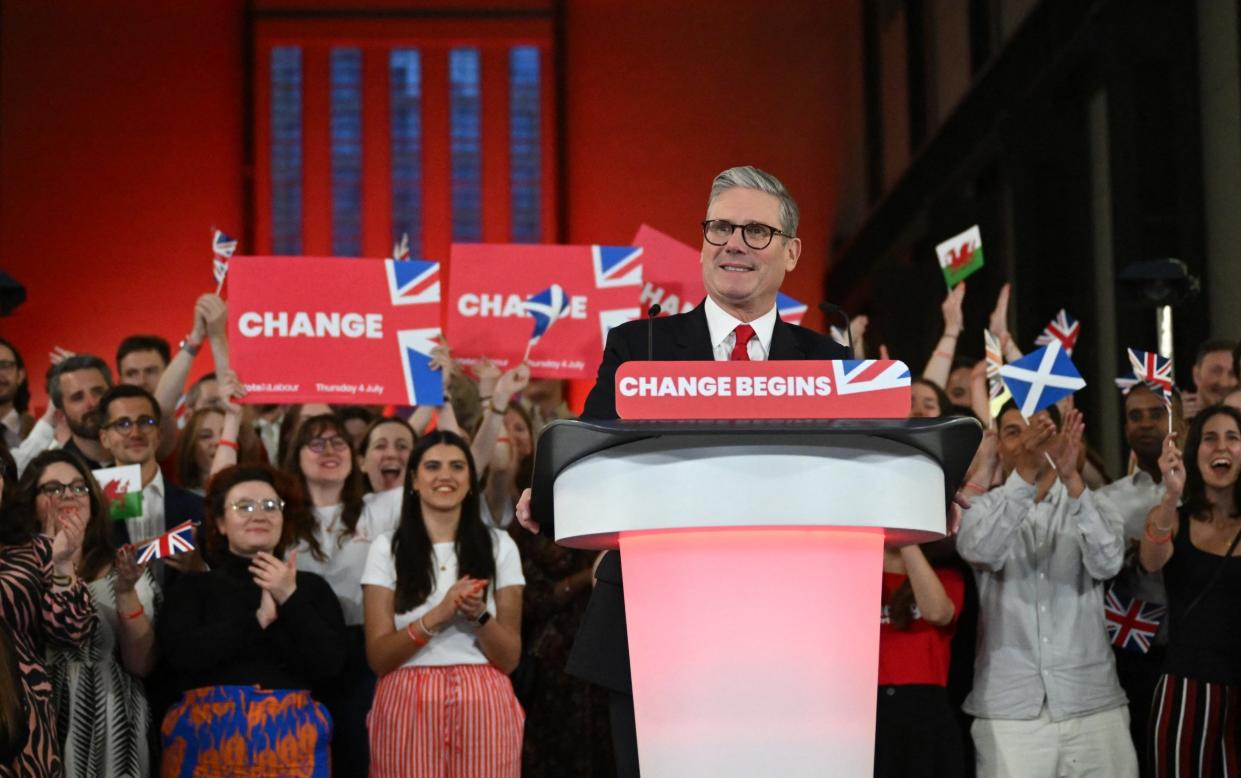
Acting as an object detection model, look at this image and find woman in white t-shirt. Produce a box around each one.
[284,412,402,778]
[362,430,525,777]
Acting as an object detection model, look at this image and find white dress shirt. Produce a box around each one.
[703,296,777,362]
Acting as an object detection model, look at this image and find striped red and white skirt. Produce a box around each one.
[368,664,524,778]
[1148,672,1240,778]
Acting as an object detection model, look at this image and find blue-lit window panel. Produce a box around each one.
[270,46,303,255]
[390,49,423,258]
[509,46,541,243]
[449,48,482,242]
[330,48,363,257]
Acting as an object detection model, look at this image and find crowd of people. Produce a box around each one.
[1,164,1240,778]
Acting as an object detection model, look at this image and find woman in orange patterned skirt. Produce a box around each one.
[157,464,346,777]
[362,430,525,777]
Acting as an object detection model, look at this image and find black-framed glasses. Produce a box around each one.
[229,498,285,515]
[701,219,792,250]
[38,481,90,499]
[306,436,349,454]
[103,415,160,434]
[0,360,16,371]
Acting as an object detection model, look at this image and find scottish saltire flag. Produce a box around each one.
[386,259,439,306]
[1104,588,1165,654]
[935,225,984,288]
[523,284,572,349]
[392,233,411,261]
[94,464,144,520]
[831,360,911,396]
[212,229,237,287]
[984,329,1012,418]
[592,246,643,288]
[1114,348,1174,398]
[136,520,196,564]
[1034,309,1081,355]
[776,293,808,327]
[999,341,1086,417]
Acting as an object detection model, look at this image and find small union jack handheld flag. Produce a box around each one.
[775,292,807,327]
[212,229,237,294]
[984,329,1012,422]
[522,284,571,361]
[1104,588,1166,654]
[135,520,196,564]
[1033,309,1080,355]
[392,233,411,261]
[1115,348,1175,433]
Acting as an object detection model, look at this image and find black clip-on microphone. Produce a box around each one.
[647,304,662,360]
[818,302,853,357]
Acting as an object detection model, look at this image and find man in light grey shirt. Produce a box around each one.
[957,400,1136,777]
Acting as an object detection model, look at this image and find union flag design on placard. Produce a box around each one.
[446,244,644,379]
[831,360,912,396]
[386,259,440,306]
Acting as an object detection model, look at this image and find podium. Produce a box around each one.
[531,416,982,777]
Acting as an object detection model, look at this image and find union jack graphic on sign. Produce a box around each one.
[592,246,643,288]
[831,360,912,396]
[776,293,808,327]
[386,259,440,306]
[136,521,197,564]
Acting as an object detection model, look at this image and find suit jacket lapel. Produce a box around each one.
[768,316,808,360]
[671,303,715,359]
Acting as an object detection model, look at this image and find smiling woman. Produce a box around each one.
[157,464,346,778]
[1138,405,1241,773]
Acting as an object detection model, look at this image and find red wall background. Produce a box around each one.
[0,0,859,410]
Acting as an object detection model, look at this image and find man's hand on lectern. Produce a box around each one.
[516,488,540,534]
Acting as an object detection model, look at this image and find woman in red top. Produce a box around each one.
[876,540,966,777]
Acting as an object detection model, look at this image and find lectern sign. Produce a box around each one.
[615,360,911,420]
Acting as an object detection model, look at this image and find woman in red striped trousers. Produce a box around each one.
[1139,406,1241,777]
[362,430,525,777]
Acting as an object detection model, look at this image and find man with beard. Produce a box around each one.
[0,338,32,449]
[45,354,113,470]
[1098,383,1186,773]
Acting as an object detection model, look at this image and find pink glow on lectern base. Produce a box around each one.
[619,528,885,777]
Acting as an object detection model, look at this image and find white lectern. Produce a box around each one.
[531,418,981,777]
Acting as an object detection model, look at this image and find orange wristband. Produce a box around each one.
[405,621,428,646]
[120,605,145,621]
[218,439,239,451]
[1144,523,1173,545]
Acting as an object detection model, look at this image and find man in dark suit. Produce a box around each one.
[518,165,848,776]
[96,384,205,563]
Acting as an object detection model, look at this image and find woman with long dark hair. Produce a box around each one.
[157,463,345,777]
[0,449,95,778]
[283,413,402,776]
[29,449,159,777]
[174,407,224,495]
[362,430,524,776]
[1139,405,1241,775]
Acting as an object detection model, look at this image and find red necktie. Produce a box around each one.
[730,324,755,361]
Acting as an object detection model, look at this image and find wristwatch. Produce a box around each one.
[475,610,492,627]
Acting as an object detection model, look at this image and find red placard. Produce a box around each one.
[227,256,443,405]
[615,360,912,420]
[632,224,703,316]
[444,243,643,379]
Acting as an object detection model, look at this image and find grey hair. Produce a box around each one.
[707,166,800,238]
[45,354,112,410]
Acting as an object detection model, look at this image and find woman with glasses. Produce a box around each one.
[22,450,160,778]
[0,450,95,778]
[157,463,345,777]
[362,430,525,777]
[283,413,402,777]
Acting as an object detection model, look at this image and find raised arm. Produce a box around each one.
[921,283,965,389]
[989,284,1023,363]
[209,370,246,477]
[1140,435,1184,573]
[472,363,530,475]
[1049,409,1125,579]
